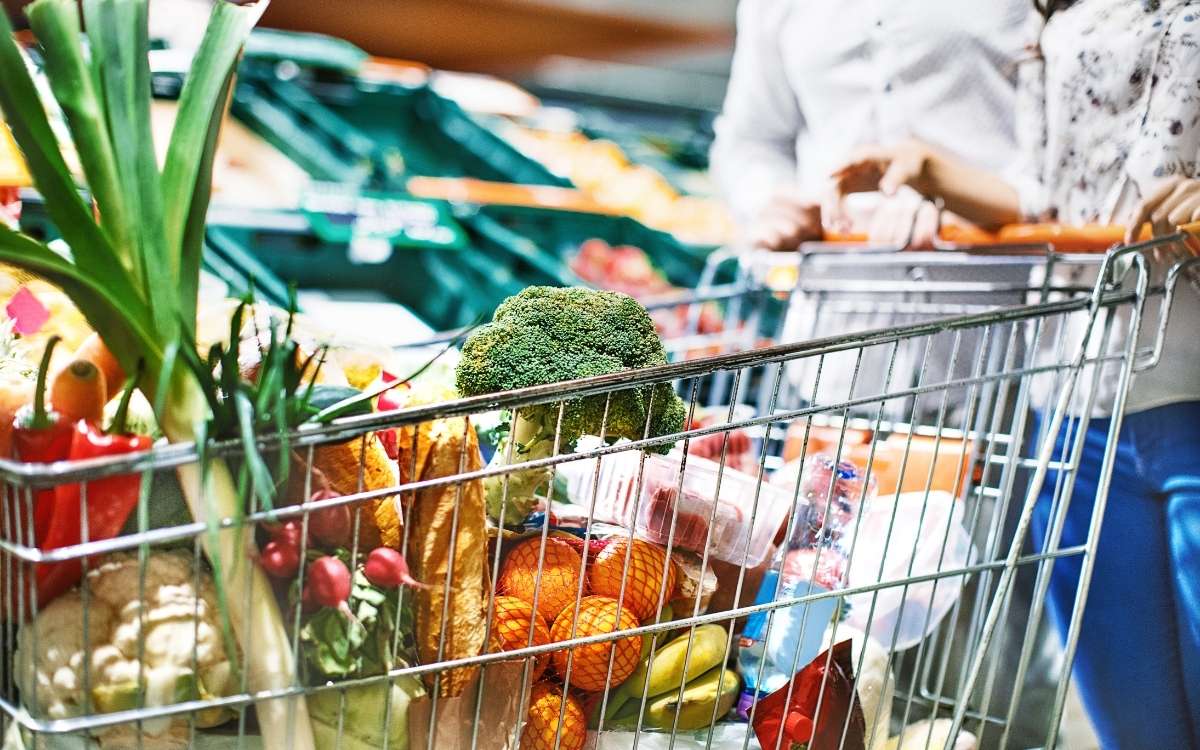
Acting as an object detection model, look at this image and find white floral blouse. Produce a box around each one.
[1017,0,1200,223]
[1018,0,1200,415]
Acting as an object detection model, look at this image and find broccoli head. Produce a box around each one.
[455,287,687,523]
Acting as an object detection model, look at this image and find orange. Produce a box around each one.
[521,681,586,750]
[550,595,642,693]
[491,595,553,680]
[498,537,585,624]
[588,538,677,622]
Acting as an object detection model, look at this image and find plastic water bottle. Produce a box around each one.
[736,456,874,716]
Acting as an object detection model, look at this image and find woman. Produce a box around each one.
[832,2,1200,747]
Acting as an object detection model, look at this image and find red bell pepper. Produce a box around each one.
[10,336,72,546]
[34,373,152,609]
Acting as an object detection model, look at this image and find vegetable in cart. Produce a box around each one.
[454,285,687,524]
[16,552,239,749]
[0,0,315,745]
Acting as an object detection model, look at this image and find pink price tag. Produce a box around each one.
[6,286,49,335]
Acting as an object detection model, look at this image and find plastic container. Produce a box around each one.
[558,451,791,568]
[737,455,875,708]
[634,454,792,568]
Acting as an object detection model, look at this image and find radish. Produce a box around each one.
[306,556,353,617]
[363,547,429,589]
[307,489,352,547]
[266,520,303,549]
[260,540,300,579]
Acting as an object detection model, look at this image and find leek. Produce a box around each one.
[0,1,316,747]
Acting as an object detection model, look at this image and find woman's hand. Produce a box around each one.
[831,140,935,198]
[861,189,941,249]
[751,192,824,251]
[1126,176,1200,242]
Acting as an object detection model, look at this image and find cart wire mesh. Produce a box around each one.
[0,235,1196,750]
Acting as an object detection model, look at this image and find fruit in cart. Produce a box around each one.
[499,535,586,624]
[588,538,678,621]
[622,624,729,700]
[550,595,643,692]
[595,623,730,727]
[454,286,687,524]
[605,665,741,732]
[491,595,553,680]
[644,665,740,731]
[521,681,587,750]
[15,552,239,747]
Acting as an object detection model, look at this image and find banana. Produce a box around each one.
[623,624,729,699]
[643,666,741,731]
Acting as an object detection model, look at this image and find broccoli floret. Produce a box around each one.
[455,287,687,523]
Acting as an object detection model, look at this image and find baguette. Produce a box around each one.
[408,415,488,697]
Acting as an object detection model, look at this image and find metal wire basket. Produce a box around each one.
[0,235,1195,750]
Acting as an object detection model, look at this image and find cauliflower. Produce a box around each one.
[16,552,238,749]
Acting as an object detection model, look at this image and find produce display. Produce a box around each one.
[497,124,734,246]
[568,238,724,341]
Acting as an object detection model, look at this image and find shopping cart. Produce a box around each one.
[0,234,1195,750]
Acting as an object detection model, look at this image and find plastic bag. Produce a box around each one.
[845,491,974,651]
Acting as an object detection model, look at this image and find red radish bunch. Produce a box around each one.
[363,547,428,589]
[260,540,300,578]
[375,372,410,460]
[260,521,304,579]
[306,489,352,547]
[305,556,353,618]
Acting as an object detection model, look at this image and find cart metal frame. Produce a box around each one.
[0,235,1195,750]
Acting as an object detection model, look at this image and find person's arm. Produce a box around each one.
[710,0,816,248]
[830,140,1021,231]
[1121,11,1200,241]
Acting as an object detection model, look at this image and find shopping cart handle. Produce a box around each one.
[821,223,1153,252]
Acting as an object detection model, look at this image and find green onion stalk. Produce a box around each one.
[0,1,315,746]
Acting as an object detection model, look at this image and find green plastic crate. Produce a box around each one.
[205,205,579,332]
[231,66,565,190]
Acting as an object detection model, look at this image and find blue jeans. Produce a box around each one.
[1034,402,1200,749]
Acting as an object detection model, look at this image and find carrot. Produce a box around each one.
[49,359,106,424]
[72,333,124,403]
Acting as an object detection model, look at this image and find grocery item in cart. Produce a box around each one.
[408,414,490,698]
[751,639,866,750]
[685,407,758,476]
[597,624,740,733]
[636,453,793,568]
[454,286,687,526]
[15,552,239,748]
[844,490,974,651]
[739,456,873,707]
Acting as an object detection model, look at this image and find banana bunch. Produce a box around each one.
[593,624,740,732]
